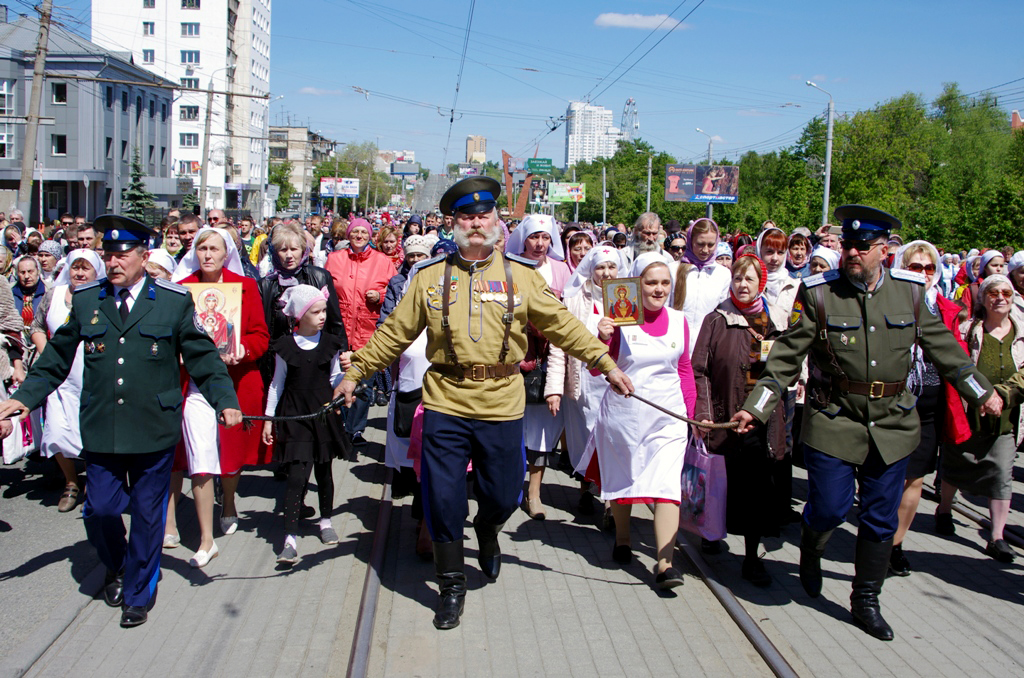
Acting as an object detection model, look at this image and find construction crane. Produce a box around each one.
[621,98,639,142]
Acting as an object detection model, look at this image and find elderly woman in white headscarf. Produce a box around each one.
[808,245,840,274]
[505,214,572,520]
[164,227,270,567]
[28,250,105,512]
[1007,251,1024,313]
[545,245,625,515]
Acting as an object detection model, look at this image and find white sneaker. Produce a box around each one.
[220,514,239,535]
[190,541,219,568]
[163,533,181,549]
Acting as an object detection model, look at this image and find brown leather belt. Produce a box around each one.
[431,363,521,382]
[843,379,906,399]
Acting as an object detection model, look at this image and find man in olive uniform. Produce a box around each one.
[732,205,1002,641]
[336,177,633,630]
[0,215,241,628]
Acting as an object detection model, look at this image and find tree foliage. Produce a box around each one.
[268,160,294,212]
[121,149,156,219]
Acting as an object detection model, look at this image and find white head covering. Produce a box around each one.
[146,249,178,277]
[978,249,1005,278]
[564,245,625,299]
[1007,251,1024,273]
[279,284,329,321]
[504,214,565,261]
[171,227,245,282]
[715,242,733,259]
[54,248,106,288]
[629,250,675,278]
[809,245,840,270]
[893,240,941,289]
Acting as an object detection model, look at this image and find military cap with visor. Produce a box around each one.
[439,177,502,216]
[94,214,159,252]
[833,204,902,241]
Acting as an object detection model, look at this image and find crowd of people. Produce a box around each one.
[0,185,1021,636]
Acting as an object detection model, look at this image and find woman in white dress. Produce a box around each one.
[504,214,571,520]
[29,250,105,512]
[680,218,730,353]
[546,245,624,515]
[582,253,697,590]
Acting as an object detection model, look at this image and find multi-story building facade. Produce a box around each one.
[564,101,622,167]
[268,125,334,213]
[465,135,485,164]
[91,0,271,216]
[0,13,177,223]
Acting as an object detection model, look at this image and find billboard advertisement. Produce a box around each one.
[665,164,739,204]
[549,182,586,203]
[528,178,548,203]
[320,178,360,198]
[391,162,420,176]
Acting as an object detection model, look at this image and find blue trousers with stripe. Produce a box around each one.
[83,448,173,607]
[420,410,525,543]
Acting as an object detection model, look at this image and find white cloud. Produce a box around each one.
[737,109,782,118]
[594,13,692,30]
[788,74,804,81]
[811,74,827,83]
[299,87,344,96]
[832,76,849,84]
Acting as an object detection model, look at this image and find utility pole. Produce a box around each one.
[332,154,339,214]
[17,0,54,219]
[572,167,578,222]
[696,127,714,220]
[807,81,835,228]
[602,165,607,225]
[198,81,215,216]
[645,155,652,213]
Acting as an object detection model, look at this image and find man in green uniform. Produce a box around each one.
[336,177,633,630]
[732,205,1002,641]
[0,215,241,628]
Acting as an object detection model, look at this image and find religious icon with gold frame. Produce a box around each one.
[602,277,644,326]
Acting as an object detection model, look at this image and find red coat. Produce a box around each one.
[324,246,393,350]
[176,269,271,474]
[937,294,971,445]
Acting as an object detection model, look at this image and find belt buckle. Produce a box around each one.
[470,364,488,381]
[868,381,885,399]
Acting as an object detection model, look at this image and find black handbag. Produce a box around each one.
[392,388,422,438]
[522,365,546,404]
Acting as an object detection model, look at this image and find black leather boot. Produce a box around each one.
[851,538,895,641]
[799,524,833,598]
[432,541,466,630]
[473,518,504,580]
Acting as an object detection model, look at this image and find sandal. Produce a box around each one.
[57,484,80,513]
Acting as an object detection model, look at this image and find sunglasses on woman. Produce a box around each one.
[985,289,1014,299]
[904,263,936,274]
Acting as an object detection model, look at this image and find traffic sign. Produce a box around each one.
[525,158,552,174]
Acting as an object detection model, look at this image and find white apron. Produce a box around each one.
[523,259,564,452]
[182,380,221,475]
[41,285,84,459]
[563,303,611,468]
[582,308,689,502]
[384,330,429,469]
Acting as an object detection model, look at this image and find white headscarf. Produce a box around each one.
[54,249,106,288]
[1007,251,1024,273]
[504,214,565,261]
[630,250,675,278]
[715,242,733,259]
[809,245,840,271]
[564,245,624,299]
[171,227,245,282]
[279,284,329,321]
[893,240,941,314]
[146,249,178,277]
[756,227,790,304]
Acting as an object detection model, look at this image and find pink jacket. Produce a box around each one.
[325,246,394,350]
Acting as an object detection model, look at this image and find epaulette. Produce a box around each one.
[72,280,101,293]
[802,269,840,288]
[505,252,538,268]
[888,268,926,285]
[414,255,446,271]
[155,278,189,294]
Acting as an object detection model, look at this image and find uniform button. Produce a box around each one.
[119,337,125,344]
[869,326,876,332]
[117,398,124,405]
[118,358,124,365]
[870,360,877,367]
[117,378,124,385]
[869,421,875,428]
[867,293,873,300]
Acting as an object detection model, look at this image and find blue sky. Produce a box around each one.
[41,0,1024,172]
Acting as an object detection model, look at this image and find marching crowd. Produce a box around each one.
[0,178,1021,636]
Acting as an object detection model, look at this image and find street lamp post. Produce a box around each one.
[198,65,235,216]
[806,81,834,229]
[645,154,652,213]
[262,94,284,221]
[695,128,714,220]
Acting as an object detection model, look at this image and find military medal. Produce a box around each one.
[90,310,99,325]
[151,342,159,356]
[427,286,436,295]
[85,342,95,354]
[841,334,849,346]
[96,343,105,353]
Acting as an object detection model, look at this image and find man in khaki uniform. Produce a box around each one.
[337,177,632,630]
[732,205,1002,641]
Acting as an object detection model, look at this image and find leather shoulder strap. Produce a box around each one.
[814,282,849,391]
[497,254,515,364]
[441,257,462,370]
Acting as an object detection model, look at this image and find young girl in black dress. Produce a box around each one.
[262,285,351,565]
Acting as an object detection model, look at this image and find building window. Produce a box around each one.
[143,0,155,7]
[51,134,67,156]
[148,145,155,164]
[143,49,155,64]
[180,105,199,121]
[180,133,199,147]
[180,77,199,89]
[105,86,113,108]
[149,100,155,117]
[182,0,200,8]
[51,82,67,104]
[0,81,12,157]
[105,137,113,159]
[121,140,129,161]
[160,146,166,165]
[270,148,287,159]
[181,22,200,36]
[161,102,167,121]
[143,21,155,35]
[180,50,200,65]
[122,91,128,111]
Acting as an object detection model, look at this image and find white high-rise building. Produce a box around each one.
[91,0,272,216]
[564,101,622,167]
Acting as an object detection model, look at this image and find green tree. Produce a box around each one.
[121,149,156,219]
[268,161,295,212]
[181,190,199,213]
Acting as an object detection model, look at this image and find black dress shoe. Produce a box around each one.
[577,493,596,516]
[120,606,148,628]
[700,538,722,555]
[103,569,124,608]
[934,510,955,536]
[986,539,1016,563]
[655,567,685,590]
[742,557,772,587]
[888,544,911,577]
[474,520,503,580]
[612,544,632,565]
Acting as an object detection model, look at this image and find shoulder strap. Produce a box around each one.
[814,283,850,391]
[497,254,515,364]
[442,257,462,370]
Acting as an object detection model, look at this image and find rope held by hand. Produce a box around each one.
[626,392,739,429]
